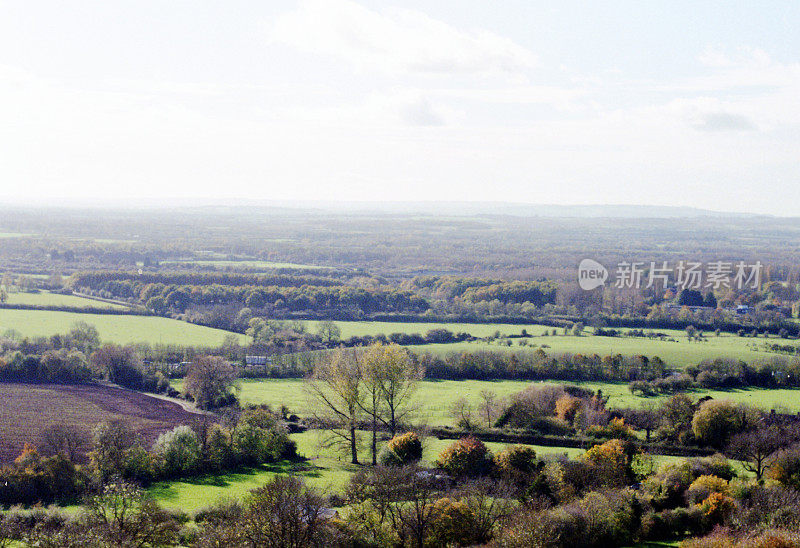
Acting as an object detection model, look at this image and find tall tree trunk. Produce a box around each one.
[350,420,359,464]
[371,412,377,465]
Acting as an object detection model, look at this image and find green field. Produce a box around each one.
[289,320,796,368]
[408,333,790,368]
[148,429,585,511]
[302,319,547,339]
[0,309,247,346]
[149,428,693,511]
[171,378,800,428]
[3,291,128,310]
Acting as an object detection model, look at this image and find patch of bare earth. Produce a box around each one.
[0,382,203,463]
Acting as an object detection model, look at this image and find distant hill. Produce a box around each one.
[229,201,761,219]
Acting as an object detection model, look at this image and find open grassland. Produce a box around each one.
[303,319,548,339]
[0,309,248,346]
[295,320,796,367]
[3,290,128,310]
[408,333,791,368]
[149,429,692,512]
[149,429,585,511]
[172,378,800,429]
[0,382,201,463]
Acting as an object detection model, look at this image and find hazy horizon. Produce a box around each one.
[2,1,799,215]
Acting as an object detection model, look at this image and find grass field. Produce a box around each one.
[148,429,586,511]
[407,333,791,368]
[149,428,694,511]
[290,320,796,368]
[170,378,800,429]
[3,290,128,310]
[0,309,248,346]
[302,320,546,339]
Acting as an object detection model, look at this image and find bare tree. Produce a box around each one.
[40,423,91,462]
[306,349,364,464]
[477,390,499,427]
[728,425,785,481]
[450,397,475,430]
[347,465,447,548]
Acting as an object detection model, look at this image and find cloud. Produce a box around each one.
[397,96,444,126]
[269,0,537,76]
[693,111,757,131]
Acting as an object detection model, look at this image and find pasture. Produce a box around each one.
[2,290,128,310]
[0,382,202,463]
[292,319,796,367]
[148,429,585,511]
[407,333,792,368]
[171,378,800,428]
[0,309,248,346]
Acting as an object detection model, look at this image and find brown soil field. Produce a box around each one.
[0,382,203,463]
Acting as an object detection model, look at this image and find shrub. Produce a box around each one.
[377,432,422,466]
[587,417,635,440]
[686,475,729,505]
[698,492,736,526]
[152,426,201,477]
[494,445,537,479]
[767,444,800,489]
[692,400,757,449]
[437,437,493,477]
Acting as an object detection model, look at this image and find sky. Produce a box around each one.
[1,1,800,214]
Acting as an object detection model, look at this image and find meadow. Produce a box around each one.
[149,428,697,512]
[169,378,800,428]
[3,290,128,310]
[296,319,795,367]
[149,429,584,511]
[408,333,792,368]
[0,309,248,346]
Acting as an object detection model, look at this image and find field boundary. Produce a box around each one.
[429,427,716,457]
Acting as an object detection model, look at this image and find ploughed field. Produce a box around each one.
[0,382,202,463]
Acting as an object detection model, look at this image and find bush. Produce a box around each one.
[377,432,422,466]
[692,400,757,449]
[494,445,537,479]
[767,444,800,489]
[152,426,201,477]
[686,475,729,505]
[587,417,635,440]
[437,437,493,477]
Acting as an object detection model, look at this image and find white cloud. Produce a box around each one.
[269,0,537,77]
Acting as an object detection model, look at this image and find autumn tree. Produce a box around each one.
[316,320,341,345]
[360,343,422,464]
[306,348,364,464]
[184,355,237,409]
